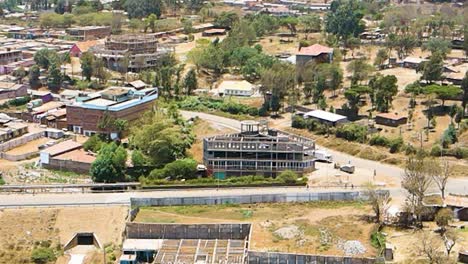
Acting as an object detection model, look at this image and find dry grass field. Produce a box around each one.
[134,201,378,258]
[0,206,127,264]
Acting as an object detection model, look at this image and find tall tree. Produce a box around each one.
[420,52,444,84]
[80,51,94,81]
[346,58,373,85]
[431,160,450,200]
[29,65,41,89]
[369,74,398,112]
[183,68,197,95]
[325,0,365,41]
[461,72,468,115]
[423,38,451,58]
[424,84,462,106]
[124,0,163,19]
[299,14,321,39]
[90,142,127,183]
[47,64,62,91]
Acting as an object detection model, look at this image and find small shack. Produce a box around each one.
[202,28,227,37]
[217,80,254,97]
[304,110,348,126]
[375,113,407,127]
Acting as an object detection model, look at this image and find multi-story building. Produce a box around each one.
[91,34,174,72]
[203,121,315,178]
[65,26,111,41]
[66,86,158,138]
[0,49,22,65]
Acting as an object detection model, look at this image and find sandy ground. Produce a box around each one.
[0,206,127,264]
[134,202,377,257]
[5,137,50,155]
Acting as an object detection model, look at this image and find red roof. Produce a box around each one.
[297,44,333,56]
[42,140,82,156]
[54,148,96,164]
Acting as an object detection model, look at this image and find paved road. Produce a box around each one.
[0,111,465,208]
[181,111,468,196]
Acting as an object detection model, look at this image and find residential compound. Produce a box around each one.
[203,121,315,178]
[66,86,158,138]
[92,34,174,72]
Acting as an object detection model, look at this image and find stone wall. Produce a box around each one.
[126,223,251,240]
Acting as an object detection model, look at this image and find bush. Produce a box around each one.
[403,144,417,155]
[291,115,306,129]
[447,147,468,159]
[0,176,4,185]
[8,96,31,106]
[83,135,104,152]
[430,144,442,157]
[388,137,403,153]
[335,123,367,143]
[277,170,298,184]
[31,247,56,264]
[178,96,258,116]
[369,135,390,147]
[149,158,198,180]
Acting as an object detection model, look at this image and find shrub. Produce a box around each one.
[292,115,306,129]
[335,123,367,143]
[404,144,417,155]
[447,147,468,159]
[369,135,390,147]
[83,135,104,152]
[8,96,31,106]
[388,137,403,153]
[277,170,298,184]
[0,176,4,185]
[430,144,442,157]
[149,158,198,181]
[31,247,56,264]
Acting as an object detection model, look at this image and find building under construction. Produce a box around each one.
[91,34,174,72]
[203,121,315,178]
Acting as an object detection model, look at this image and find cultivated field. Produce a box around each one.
[134,201,378,257]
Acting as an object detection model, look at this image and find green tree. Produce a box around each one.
[279,16,299,35]
[183,68,197,95]
[124,0,163,19]
[214,11,239,29]
[374,48,389,69]
[83,135,104,152]
[346,58,373,85]
[325,0,364,40]
[420,52,444,84]
[80,51,94,81]
[29,65,41,89]
[299,14,321,39]
[144,13,157,33]
[424,84,462,106]
[34,48,58,69]
[113,118,128,137]
[90,142,127,182]
[369,74,398,112]
[12,66,27,84]
[128,18,143,32]
[150,158,198,180]
[423,38,451,58]
[250,14,279,37]
[395,34,417,59]
[435,208,453,235]
[47,64,62,91]
[130,108,194,167]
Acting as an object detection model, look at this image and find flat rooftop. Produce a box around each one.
[83,98,116,107]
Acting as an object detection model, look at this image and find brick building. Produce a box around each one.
[66,87,158,138]
[65,26,111,41]
[0,49,22,65]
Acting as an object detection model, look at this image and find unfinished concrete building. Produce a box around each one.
[203,121,315,178]
[91,34,174,72]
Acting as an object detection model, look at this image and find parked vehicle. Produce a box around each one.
[314,150,332,163]
[340,164,355,174]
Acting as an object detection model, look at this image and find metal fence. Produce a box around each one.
[130,191,373,207]
[247,251,379,264]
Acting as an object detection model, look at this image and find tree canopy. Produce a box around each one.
[90,142,127,182]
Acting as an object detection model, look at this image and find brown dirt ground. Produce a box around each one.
[0,206,127,264]
[5,137,50,155]
[188,119,236,162]
[134,202,378,257]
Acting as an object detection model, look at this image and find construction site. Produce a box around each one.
[203,121,316,178]
[91,34,174,72]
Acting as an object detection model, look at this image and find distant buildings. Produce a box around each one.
[203,120,315,178]
[92,34,174,72]
[296,44,333,67]
[0,82,27,100]
[0,49,22,65]
[39,140,96,174]
[304,110,348,127]
[375,113,408,127]
[217,80,255,97]
[65,26,111,41]
[66,86,158,138]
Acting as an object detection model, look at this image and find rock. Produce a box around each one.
[274,225,302,240]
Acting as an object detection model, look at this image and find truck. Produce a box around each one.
[314,150,333,163]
